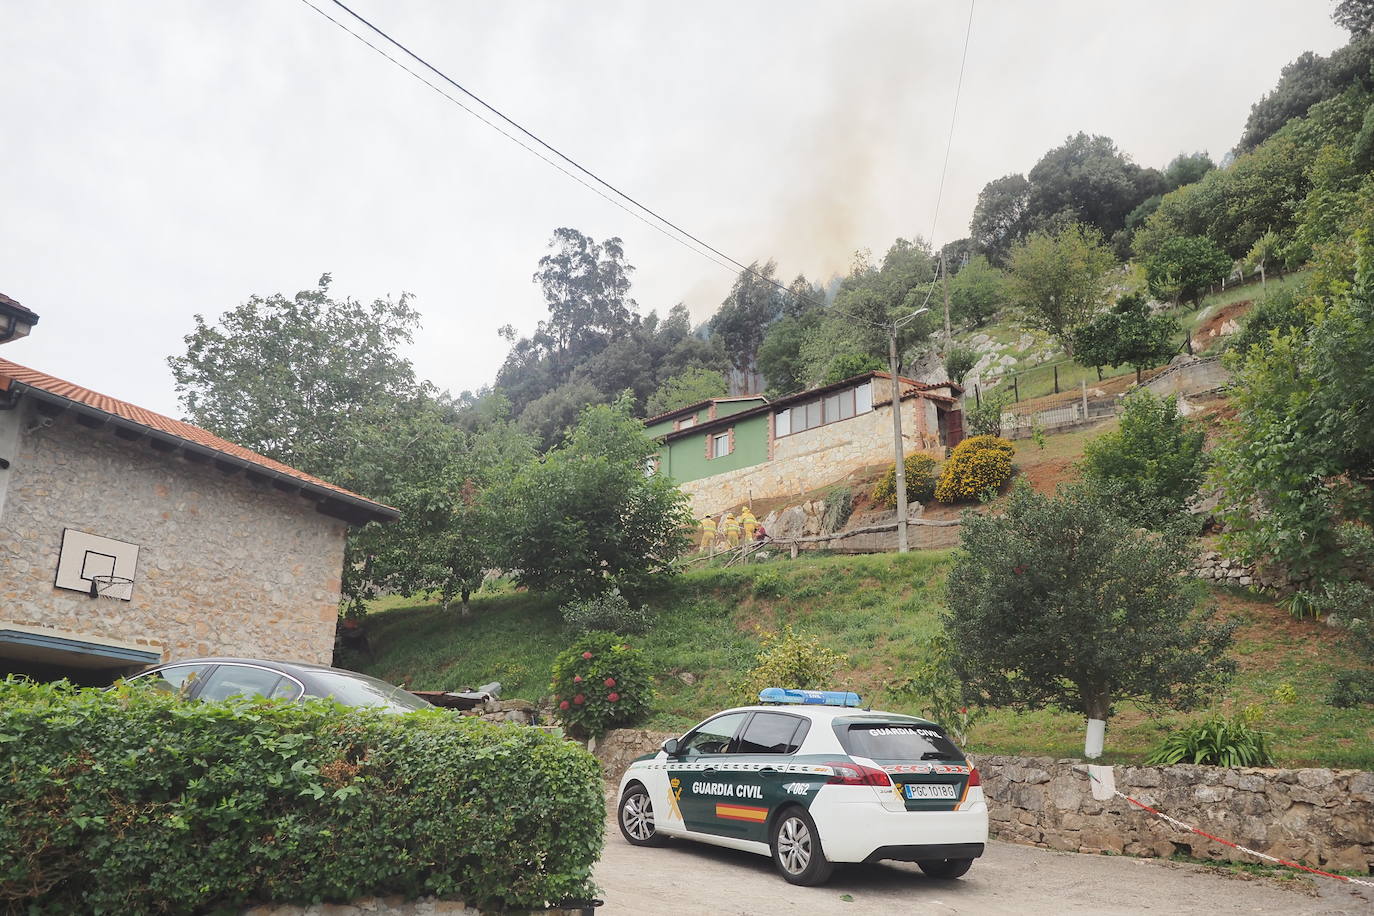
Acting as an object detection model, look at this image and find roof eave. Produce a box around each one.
[10,382,397,525]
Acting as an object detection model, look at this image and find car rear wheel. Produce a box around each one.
[770,807,833,886]
[618,783,668,847]
[918,857,973,879]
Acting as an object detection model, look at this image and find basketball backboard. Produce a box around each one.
[54,529,140,600]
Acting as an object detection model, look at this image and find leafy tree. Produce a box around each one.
[515,379,601,448]
[167,275,460,612]
[1236,35,1374,151]
[645,367,727,417]
[969,173,1032,265]
[1244,230,1283,286]
[1070,293,1179,382]
[1026,133,1166,238]
[821,352,884,385]
[1334,0,1374,36]
[377,397,536,614]
[802,241,938,380]
[1006,223,1115,352]
[168,274,425,482]
[944,481,1236,758]
[947,255,1007,328]
[709,260,785,381]
[963,392,1012,439]
[1079,390,1207,527]
[1213,230,1374,583]
[757,311,820,396]
[1163,151,1216,190]
[1146,235,1232,305]
[944,345,979,385]
[757,275,826,395]
[531,228,635,357]
[498,396,693,599]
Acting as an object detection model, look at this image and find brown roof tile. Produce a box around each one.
[0,356,394,521]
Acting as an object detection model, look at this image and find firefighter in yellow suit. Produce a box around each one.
[722,512,741,546]
[740,507,758,542]
[699,516,718,552]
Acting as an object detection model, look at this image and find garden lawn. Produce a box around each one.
[358,552,1374,769]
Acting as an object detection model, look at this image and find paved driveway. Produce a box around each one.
[594,824,1371,915]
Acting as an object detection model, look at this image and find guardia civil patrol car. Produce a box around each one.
[615,688,988,885]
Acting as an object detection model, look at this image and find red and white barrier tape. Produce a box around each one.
[1081,769,1374,890]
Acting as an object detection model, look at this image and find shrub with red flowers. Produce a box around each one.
[549,632,653,739]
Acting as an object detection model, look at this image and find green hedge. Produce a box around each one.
[0,679,604,913]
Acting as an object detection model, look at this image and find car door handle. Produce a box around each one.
[759,766,778,773]
[701,767,716,774]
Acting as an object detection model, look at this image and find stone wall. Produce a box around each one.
[596,730,1374,871]
[1192,550,1296,592]
[678,395,942,519]
[981,756,1374,872]
[0,404,347,670]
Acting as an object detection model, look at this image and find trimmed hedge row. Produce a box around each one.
[0,679,604,914]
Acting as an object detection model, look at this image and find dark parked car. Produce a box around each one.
[125,657,431,713]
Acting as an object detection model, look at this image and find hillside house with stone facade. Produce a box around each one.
[646,372,963,518]
[0,295,395,684]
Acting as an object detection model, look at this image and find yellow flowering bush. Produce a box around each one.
[934,435,1014,503]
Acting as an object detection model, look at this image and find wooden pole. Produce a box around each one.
[1053,365,1060,394]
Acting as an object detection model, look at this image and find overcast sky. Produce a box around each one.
[0,1,1349,417]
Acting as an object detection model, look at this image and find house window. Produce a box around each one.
[677,415,697,430]
[775,381,875,438]
[644,456,659,476]
[855,381,873,414]
[711,432,731,458]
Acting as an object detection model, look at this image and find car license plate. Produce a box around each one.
[903,783,957,799]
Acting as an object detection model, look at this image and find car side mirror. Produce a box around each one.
[661,737,681,756]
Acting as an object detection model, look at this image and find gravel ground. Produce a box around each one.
[593,823,1372,915]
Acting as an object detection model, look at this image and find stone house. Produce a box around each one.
[0,295,395,684]
[645,372,963,518]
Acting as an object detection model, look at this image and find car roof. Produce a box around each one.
[142,657,371,678]
[710,704,938,725]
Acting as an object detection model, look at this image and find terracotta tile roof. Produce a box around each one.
[0,356,395,522]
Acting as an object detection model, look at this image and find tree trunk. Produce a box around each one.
[460,588,472,618]
[1083,693,1110,759]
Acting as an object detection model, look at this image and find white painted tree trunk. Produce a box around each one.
[1084,718,1107,759]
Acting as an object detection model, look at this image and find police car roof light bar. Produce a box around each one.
[759,687,862,707]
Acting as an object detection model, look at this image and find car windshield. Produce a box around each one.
[837,720,965,762]
[307,670,431,713]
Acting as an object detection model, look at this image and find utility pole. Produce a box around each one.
[887,305,930,554]
[888,324,909,553]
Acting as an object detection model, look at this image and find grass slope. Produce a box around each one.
[358,553,1373,769]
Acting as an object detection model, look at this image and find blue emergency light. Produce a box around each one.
[759,687,862,707]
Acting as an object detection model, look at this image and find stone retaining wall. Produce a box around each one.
[596,730,1374,872]
[981,755,1374,873]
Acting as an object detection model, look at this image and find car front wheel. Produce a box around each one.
[918,857,973,879]
[618,783,668,847]
[770,807,833,886]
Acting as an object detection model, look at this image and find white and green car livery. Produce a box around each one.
[616,689,989,885]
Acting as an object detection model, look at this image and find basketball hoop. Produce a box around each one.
[88,575,134,600]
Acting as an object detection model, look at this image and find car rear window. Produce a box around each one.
[308,671,432,713]
[837,720,965,762]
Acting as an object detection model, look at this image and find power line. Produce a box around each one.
[315,0,875,324]
[301,0,973,333]
[296,0,741,278]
